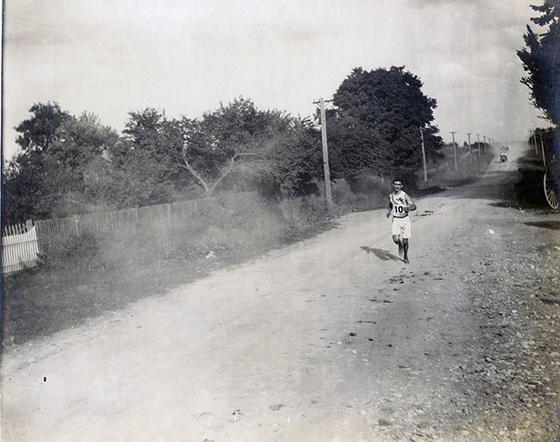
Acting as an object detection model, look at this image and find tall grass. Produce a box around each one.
[2,192,332,344]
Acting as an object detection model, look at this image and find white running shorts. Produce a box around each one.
[392,216,411,239]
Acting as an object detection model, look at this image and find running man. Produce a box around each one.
[386,177,416,263]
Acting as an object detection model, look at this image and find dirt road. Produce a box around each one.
[2,142,560,441]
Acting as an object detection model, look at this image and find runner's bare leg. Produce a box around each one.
[393,234,403,256]
[403,238,409,263]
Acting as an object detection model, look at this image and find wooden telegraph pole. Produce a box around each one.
[420,128,428,182]
[532,130,538,154]
[467,132,472,163]
[476,133,481,158]
[450,131,457,171]
[539,133,546,166]
[483,135,487,153]
[314,98,333,212]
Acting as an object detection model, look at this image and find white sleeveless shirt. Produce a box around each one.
[389,191,412,218]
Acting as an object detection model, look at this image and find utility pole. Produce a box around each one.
[450,131,457,171]
[420,128,428,182]
[314,98,333,211]
[476,133,481,158]
[539,133,546,166]
[532,130,538,154]
[483,135,486,153]
[467,132,472,163]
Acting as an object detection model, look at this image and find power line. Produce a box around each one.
[5,13,74,42]
[6,13,66,33]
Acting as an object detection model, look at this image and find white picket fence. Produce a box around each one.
[2,223,40,274]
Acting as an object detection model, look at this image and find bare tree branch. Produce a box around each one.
[180,147,210,194]
[181,140,266,196]
[209,153,238,194]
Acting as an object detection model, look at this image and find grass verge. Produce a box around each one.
[3,193,333,346]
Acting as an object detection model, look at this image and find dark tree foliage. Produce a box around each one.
[259,116,322,197]
[14,102,71,152]
[326,112,384,179]
[518,1,560,125]
[329,66,443,184]
[4,98,323,220]
[179,98,273,193]
[5,104,118,222]
[179,98,322,196]
[86,99,322,207]
[4,150,53,222]
[104,108,187,206]
[56,113,119,190]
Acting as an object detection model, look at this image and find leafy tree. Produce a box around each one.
[4,150,52,222]
[179,99,324,197]
[55,113,120,196]
[85,147,179,209]
[329,67,443,183]
[518,1,560,125]
[179,98,292,195]
[5,102,72,222]
[87,100,323,207]
[98,108,186,207]
[326,112,385,178]
[15,102,71,152]
[4,98,326,220]
[5,104,119,222]
[258,116,323,196]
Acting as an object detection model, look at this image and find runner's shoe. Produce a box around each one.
[403,256,409,264]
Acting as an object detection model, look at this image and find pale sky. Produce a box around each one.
[3,0,545,160]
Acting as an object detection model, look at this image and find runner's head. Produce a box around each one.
[392,177,403,191]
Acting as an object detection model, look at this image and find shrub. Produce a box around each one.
[332,180,359,206]
[278,197,308,233]
[302,194,328,219]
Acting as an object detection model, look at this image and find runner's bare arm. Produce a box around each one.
[387,197,393,218]
[404,196,416,213]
